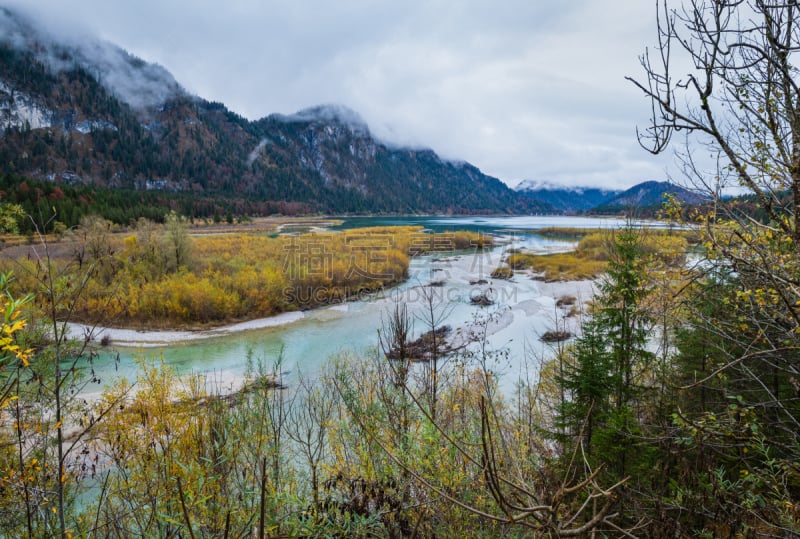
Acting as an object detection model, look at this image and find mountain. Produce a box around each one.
[0,8,549,220]
[514,180,620,213]
[590,180,707,213]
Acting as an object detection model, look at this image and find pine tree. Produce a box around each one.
[598,225,654,411]
[557,224,655,476]
[556,317,613,454]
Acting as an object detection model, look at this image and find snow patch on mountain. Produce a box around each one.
[514,180,623,213]
[74,119,118,134]
[515,179,559,192]
[515,179,616,196]
[0,82,53,131]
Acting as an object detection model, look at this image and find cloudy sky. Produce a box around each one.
[7,0,675,189]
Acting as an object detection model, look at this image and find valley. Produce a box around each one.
[1,2,797,536]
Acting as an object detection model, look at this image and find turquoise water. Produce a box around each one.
[81,216,637,396]
[334,214,637,232]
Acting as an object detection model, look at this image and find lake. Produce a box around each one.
[77,215,641,397]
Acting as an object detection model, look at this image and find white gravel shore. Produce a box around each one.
[66,278,597,349]
[67,310,306,347]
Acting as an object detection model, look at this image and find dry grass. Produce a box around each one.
[507,229,690,281]
[531,227,602,239]
[490,265,514,280]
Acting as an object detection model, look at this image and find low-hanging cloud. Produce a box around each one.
[271,104,370,135]
[246,137,272,166]
[0,7,184,110]
[1,0,675,189]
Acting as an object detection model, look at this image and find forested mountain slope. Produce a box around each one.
[0,8,548,218]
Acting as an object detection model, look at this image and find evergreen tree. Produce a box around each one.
[556,317,613,453]
[598,225,654,411]
[557,224,655,478]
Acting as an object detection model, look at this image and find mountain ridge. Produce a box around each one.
[0,7,552,217]
[591,180,707,213]
[514,181,621,213]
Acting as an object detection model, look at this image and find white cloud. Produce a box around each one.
[3,0,673,189]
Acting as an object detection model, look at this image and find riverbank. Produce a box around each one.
[67,276,596,349]
[4,225,496,330]
[67,310,307,347]
[61,226,606,406]
[62,226,598,350]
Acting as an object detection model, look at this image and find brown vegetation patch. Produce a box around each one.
[540,330,573,343]
[490,266,514,280]
[509,229,691,281]
[385,325,453,362]
[556,295,577,307]
[470,291,495,306]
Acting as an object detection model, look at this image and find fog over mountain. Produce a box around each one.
[0,8,184,109]
[2,0,676,189]
[0,8,551,216]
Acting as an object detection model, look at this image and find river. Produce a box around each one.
[75,215,642,397]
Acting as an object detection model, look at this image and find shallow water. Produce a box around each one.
[78,216,630,396]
